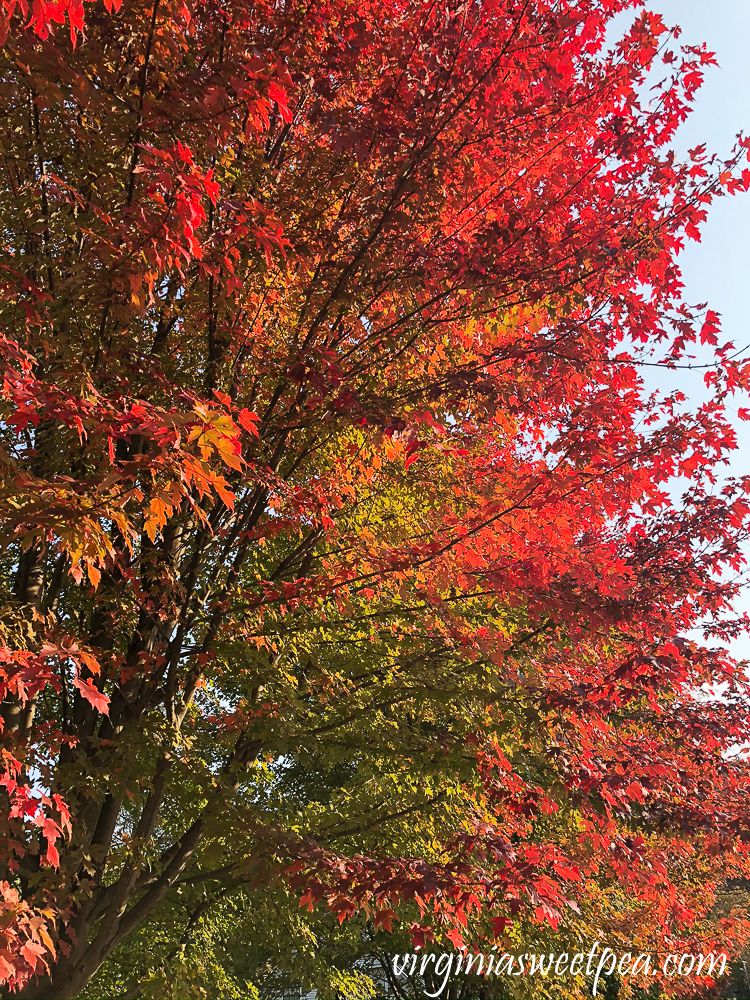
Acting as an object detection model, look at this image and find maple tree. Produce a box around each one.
[2,0,750,996]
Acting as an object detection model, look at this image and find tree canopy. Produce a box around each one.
[1,0,750,996]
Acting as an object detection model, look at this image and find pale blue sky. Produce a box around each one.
[657,1,750,660]
[612,1,750,660]
[650,0,750,418]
